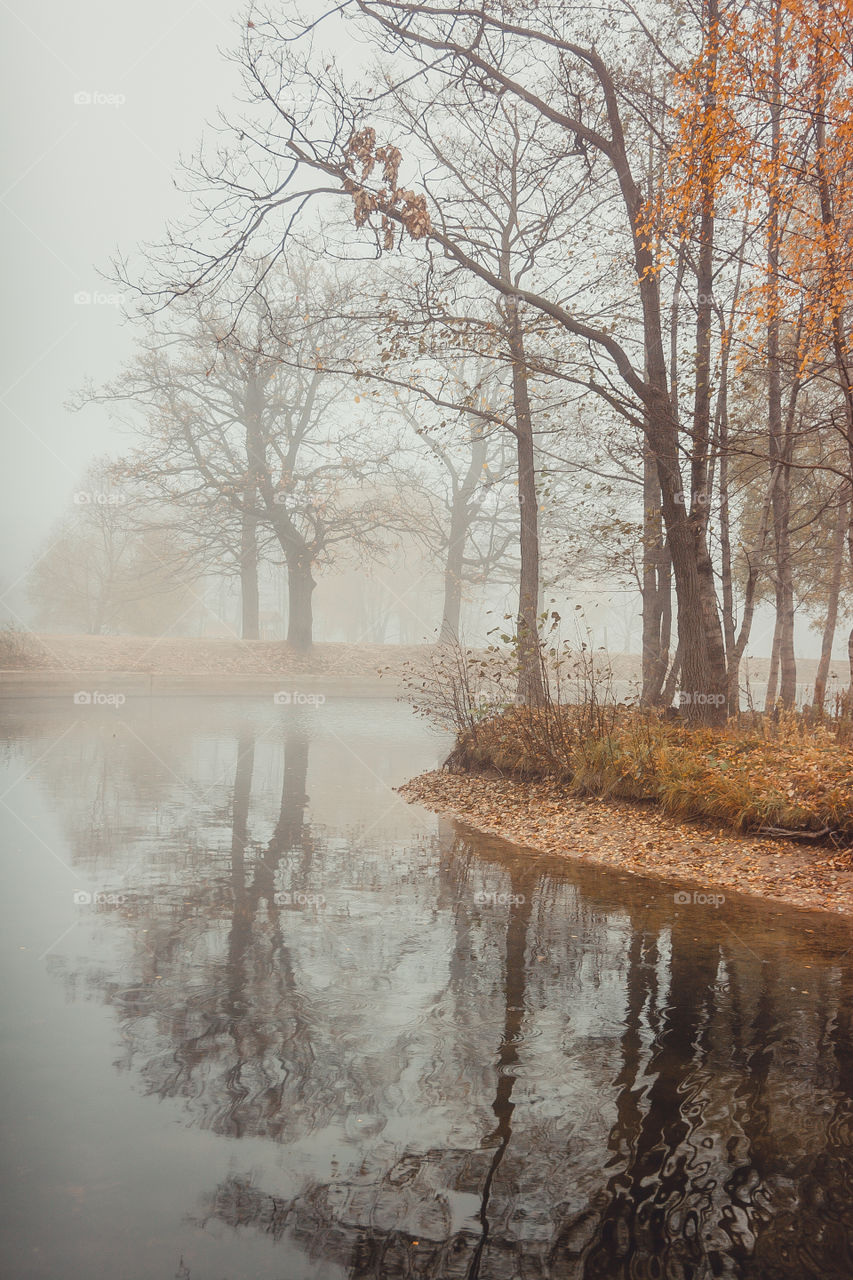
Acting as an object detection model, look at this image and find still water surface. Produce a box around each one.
[2,697,853,1279]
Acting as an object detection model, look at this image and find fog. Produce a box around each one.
[1,0,241,588]
[3,0,850,684]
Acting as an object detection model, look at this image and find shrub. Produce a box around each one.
[0,625,41,670]
[405,631,853,841]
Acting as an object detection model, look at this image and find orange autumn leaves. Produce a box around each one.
[646,0,853,375]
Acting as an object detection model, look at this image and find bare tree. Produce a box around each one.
[28,459,202,636]
[91,268,401,650]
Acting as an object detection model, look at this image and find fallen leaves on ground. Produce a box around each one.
[399,770,853,917]
[2,634,432,677]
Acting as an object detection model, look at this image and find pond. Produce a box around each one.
[2,696,853,1279]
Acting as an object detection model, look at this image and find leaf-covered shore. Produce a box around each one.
[400,769,853,917]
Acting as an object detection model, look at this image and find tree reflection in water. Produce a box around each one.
[36,706,853,1279]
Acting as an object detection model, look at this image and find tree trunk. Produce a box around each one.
[631,208,728,719]
[664,0,727,725]
[505,297,545,707]
[242,376,263,641]
[440,499,468,644]
[286,550,315,651]
[662,642,682,708]
[651,411,728,723]
[240,504,260,640]
[719,442,737,699]
[768,422,797,707]
[767,0,797,708]
[812,41,853,699]
[814,491,848,710]
[640,446,670,705]
[765,617,781,711]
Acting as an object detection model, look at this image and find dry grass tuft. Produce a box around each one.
[449,705,853,840]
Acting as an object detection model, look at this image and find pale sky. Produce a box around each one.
[1,0,247,600]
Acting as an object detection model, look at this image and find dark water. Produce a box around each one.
[2,697,853,1280]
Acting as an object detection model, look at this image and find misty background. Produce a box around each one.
[1,0,241,612]
[0,0,836,661]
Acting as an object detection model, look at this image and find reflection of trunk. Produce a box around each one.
[571,930,656,1265]
[722,967,776,1246]
[469,870,534,1280]
[228,729,256,1003]
[586,918,720,1274]
[231,729,255,884]
[505,298,544,707]
[274,727,311,856]
[253,725,312,905]
[240,504,260,640]
[814,491,848,710]
[285,548,315,652]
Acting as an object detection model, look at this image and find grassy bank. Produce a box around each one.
[445,706,853,841]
